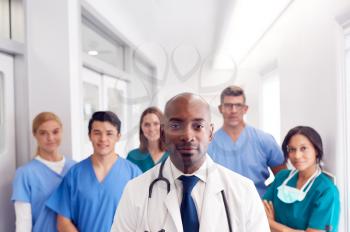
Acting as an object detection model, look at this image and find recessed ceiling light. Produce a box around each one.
[88,50,99,56]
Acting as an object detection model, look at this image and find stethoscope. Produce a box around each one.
[145,158,233,232]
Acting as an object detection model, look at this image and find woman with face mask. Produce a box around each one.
[127,107,169,172]
[11,112,76,232]
[263,126,340,232]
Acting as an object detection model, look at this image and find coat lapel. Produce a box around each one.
[199,158,226,232]
[160,157,227,232]
[163,159,183,232]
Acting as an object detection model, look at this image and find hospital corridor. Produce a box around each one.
[1,0,350,231]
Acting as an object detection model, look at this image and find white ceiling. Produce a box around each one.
[85,0,294,70]
[85,0,233,61]
[218,0,294,66]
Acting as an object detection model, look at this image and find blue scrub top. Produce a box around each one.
[263,170,340,231]
[11,158,76,232]
[46,156,141,232]
[208,126,284,196]
[127,148,169,172]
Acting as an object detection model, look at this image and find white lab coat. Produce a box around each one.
[111,156,270,232]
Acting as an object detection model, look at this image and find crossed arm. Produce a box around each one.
[57,215,79,232]
[262,200,324,232]
[271,164,287,175]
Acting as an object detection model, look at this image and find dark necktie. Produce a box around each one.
[179,175,200,232]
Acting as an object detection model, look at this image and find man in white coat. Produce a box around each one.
[111,93,270,232]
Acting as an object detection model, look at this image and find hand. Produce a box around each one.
[263,200,275,220]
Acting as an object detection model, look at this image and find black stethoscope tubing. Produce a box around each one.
[148,157,170,198]
[147,158,232,232]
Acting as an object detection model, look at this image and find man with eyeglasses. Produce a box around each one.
[110,92,270,232]
[208,85,286,197]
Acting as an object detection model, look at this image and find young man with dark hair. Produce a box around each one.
[47,111,141,232]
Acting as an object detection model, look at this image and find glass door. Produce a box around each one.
[80,67,130,160]
[0,52,15,231]
[103,74,129,156]
[80,67,103,161]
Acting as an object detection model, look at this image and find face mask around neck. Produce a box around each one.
[277,185,306,203]
[277,168,321,204]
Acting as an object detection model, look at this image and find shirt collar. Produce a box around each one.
[169,155,208,183]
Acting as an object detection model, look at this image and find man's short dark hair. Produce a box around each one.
[88,111,121,134]
[220,85,246,104]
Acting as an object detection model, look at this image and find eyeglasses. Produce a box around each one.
[222,103,246,111]
[286,145,309,154]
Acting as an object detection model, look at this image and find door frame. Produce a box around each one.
[0,52,16,232]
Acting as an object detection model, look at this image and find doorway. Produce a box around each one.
[0,52,16,231]
[80,67,129,161]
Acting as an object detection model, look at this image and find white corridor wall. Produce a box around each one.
[236,0,350,230]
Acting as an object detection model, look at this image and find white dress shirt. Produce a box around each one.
[170,158,208,221]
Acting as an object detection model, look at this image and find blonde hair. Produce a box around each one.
[32,112,63,154]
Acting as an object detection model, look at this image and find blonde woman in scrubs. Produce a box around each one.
[11,112,75,232]
[263,126,340,232]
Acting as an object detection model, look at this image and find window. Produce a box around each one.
[133,53,156,81]
[82,17,125,70]
[80,7,130,161]
[80,3,158,159]
[0,0,10,39]
[0,0,24,42]
[260,69,281,143]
